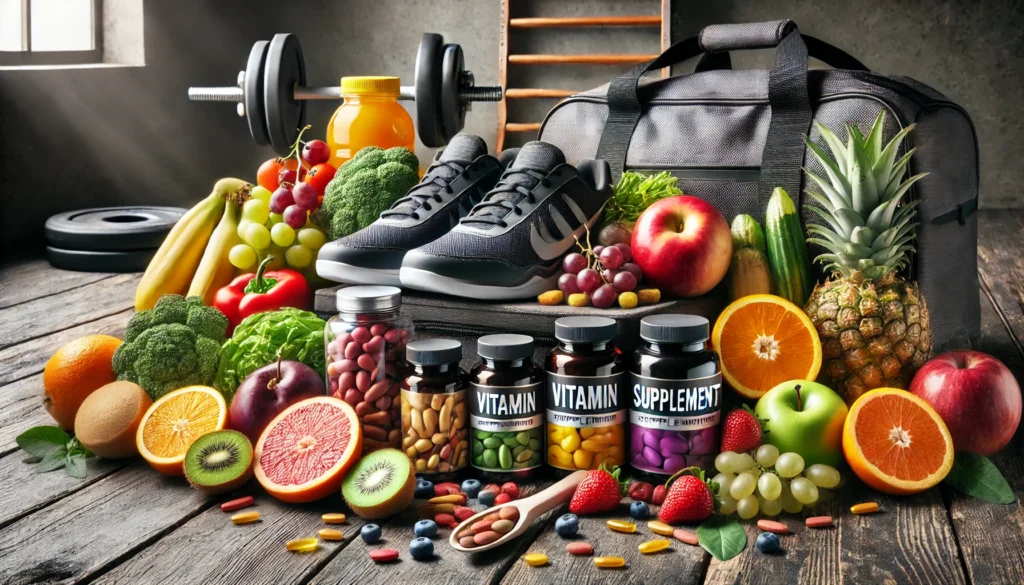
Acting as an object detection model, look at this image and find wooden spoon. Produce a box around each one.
[449,469,588,552]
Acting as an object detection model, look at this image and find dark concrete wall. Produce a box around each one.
[1,0,1021,253]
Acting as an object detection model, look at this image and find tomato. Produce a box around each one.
[305,163,337,196]
[257,159,283,191]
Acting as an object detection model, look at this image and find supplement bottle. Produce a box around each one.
[545,316,627,475]
[468,334,544,481]
[326,76,416,168]
[325,286,412,453]
[401,339,468,480]
[629,314,721,479]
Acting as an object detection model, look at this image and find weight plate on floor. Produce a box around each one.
[46,247,157,273]
[45,206,187,251]
[245,40,270,146]
[264,33,306,156]
[439,44,466,144]
[415,33,445,147]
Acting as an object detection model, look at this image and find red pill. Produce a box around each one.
[351,327,371,344]
[806,516,834,528]
[454,506,475,522]
[369,548,400,563]
[472,519,493,533]
[501,482,520,499]
[566,542,594,556]
[435,513,456,527]
[499,506,520,522]
[495,493,512,505]
[220,496,254,512]
[756,519,790,534]
[474,531,502,546]
[673,528,699,546]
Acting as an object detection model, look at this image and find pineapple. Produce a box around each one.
[802,110,933,404]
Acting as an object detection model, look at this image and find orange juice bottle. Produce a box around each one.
[326,76,416,168]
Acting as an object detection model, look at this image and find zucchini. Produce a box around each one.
[728,215,772,301]
[765,187,813,306]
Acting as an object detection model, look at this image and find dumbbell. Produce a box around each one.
[188,32,502,155]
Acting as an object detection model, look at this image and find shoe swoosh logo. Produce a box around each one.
[529,197,607,261]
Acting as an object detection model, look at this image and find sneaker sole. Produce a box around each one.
[399,266,558,300]
[316,259,402,287]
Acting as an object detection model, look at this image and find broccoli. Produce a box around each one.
[113,294,229,400]
[316,146,420,239]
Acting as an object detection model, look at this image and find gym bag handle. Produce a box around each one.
[695,34,868,73]
[596,20,815,210]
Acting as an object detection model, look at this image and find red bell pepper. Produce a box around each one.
[214,257,311,333]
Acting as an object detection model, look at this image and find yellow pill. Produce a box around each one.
[606,519,636,534]
[548,444,573,467]
[647,521,674,536]
[573,448,594,469]
[286,538,319,553]
[318,529,344,541]
[580,427,596,439]
[606,446,624,462]
[522,552,548,567]
[593,556,626,568]
[231,511,260,525]
[638,539,671,554]
[850,502,879,515]
[560,433,581,453]
[321,513,346,524]
[581,439,603,452]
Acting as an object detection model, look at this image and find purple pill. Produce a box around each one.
[688,427,718,455]
[642,447,664,468]
[642,431,661,449]
[663,454,687,472]
[659,434,689,455]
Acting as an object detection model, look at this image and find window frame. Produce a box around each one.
[0,0,103,66]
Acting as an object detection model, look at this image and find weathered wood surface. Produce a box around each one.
[0,258,113,310]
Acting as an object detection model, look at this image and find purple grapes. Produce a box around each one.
[563,253,588,275]
[612,271,637,292]
[558,273,580,294]
[269,187,294,214]
[591,284,617,308]
[622,262,642,281]
[292,182,319,210]
[599,245,623,270]
[283,205,307,229]
[614,243,632,262]
[576,268,602,294]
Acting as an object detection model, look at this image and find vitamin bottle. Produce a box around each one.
[545,316,627,475]
[401,339,468,480]
[629,314,721,479]
[468,334,544,481]
[326,76,416,168]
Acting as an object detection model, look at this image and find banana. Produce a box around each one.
[134,178,250,311]
[187,196,243,304]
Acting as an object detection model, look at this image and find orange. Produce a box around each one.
[842,388,954,495]
[712,294,822,399]
[254,396,362,503]
[43,334,122,431]
[74,381,152,459]
[136,385,227,475]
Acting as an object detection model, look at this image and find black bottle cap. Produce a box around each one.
[477,334,535,361]
[406,339,462,365]
[639,314,709,344]
[554,316,617,344]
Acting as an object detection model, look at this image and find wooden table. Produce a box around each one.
[1,209,1022,585]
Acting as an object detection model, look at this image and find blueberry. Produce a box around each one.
[414,479,434,498]
[555,513,579,538]
[479,489,496,507]
[756,532,781,554]
[360,524,382,544]
[414,519,438,538]
[629,501,650,519]
[409,536,434,560]
[461,479,482,499]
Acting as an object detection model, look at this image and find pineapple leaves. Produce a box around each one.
[873,124,916,188]
[804,170,850,210]
[814,122,851,177]
[849,131,880,216]
[863,110,886,163]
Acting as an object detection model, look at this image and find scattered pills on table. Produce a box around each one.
[647,520,673,536]
[230,511,260,525]
[523,552,549,567]
[453,506,475,522]
[593,556,626,568]
[850,502,879,515]
[220,496,254,512]
[566,542,594,556]
[495,493,512,505]
[673,528,699,546]
[607,519,637,534]
[806,516,834,528]
[321,513,347,524]
[756,519,789,534]
[429,493,467,505]
[318,529,344,541]
[638,538,671,554]
[435,513,457,528]
[286,538,319,553]
[369,548,400,563]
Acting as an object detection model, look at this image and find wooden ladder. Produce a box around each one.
[497,1,672,151]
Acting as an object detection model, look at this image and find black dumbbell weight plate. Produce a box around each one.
[439,44,467,144]
[46,247,157,273]
[45,206,188,251]
[245,40,271,146]
[264,33,307,156]
[415,33,445,147]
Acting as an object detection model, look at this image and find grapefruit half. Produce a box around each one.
[254,396,363,503]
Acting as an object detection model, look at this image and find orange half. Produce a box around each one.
[136,385,227,475]
[712,294,822,399]
[843,388,954,495]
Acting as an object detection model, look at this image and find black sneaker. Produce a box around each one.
[316,134,512,285]
[399,141,612,299]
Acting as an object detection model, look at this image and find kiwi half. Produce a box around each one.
[342,449,415,519]
[184,430,254,495]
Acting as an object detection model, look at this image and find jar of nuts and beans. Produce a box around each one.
[401,339,469,480]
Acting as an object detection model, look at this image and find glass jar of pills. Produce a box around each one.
[401,339,468,480]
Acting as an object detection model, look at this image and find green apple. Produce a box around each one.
[754,379,849,467]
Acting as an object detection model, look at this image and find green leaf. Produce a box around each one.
[16,426,71,459]
[697,516,746,561]
[944,452,1015,504]
[35,448,69,473]
[66,455,88,479]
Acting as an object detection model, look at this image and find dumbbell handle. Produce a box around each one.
[188,84,499,103]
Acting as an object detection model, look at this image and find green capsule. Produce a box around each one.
[513,461,529,469]
[473,439,485,454]
[474,454,484,467]
[483,437,503,449]
[475,431,493,439]
[482,448,499,469]
[513,444,527,457]
[498,444,513,469]
[516,431,532,446]
[528,438,542,452]
[516,449,533,462]
[529,452,543,465]
[503,436,520,449]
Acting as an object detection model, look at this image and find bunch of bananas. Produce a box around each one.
[134,178,251,311]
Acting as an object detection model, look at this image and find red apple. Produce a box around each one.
[909,351,1022,456]
[631,196,732,297]
[228,359,326,443]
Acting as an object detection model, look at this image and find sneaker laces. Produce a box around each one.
[460,168,549,228]
[380,160,467,220]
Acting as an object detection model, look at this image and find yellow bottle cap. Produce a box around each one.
[340,76,401,96]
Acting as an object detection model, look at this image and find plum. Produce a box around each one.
[228,358,326,442]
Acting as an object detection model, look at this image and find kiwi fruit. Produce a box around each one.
[74,381,151,459]
[184,430,254,495]
[342,448,415,519]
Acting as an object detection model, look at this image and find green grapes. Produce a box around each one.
[775,452,805,478]
[715,452,742,474]
[228,244,257,269]
[780,482,803,514]
[243,198,271,224]
[250,186,272,203]
[712,472,735,498]
[757,472,782,501]
[729,472,756,500]
[759,494,782,517]
[736,495,759,520]
[718,495,737,515]
[734,453,757,472]
[271,223,296,247]
[790,477,819,505]
[804,464,841,489]
[244,223,271,250]
[285,244,313,268]
[755,444,780,467]
[297,227,326,250]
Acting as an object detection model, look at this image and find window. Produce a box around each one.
[0,0,102,65]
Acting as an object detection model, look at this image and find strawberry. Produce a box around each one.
[652,484,667,506]
[568,463,629,515]
[720,405,767,453]
[657,467,717,524]
[627,480,653,503]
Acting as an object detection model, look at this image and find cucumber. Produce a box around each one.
[765,187,813,306]
[728,215,772,301]
[731,214,768,255]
